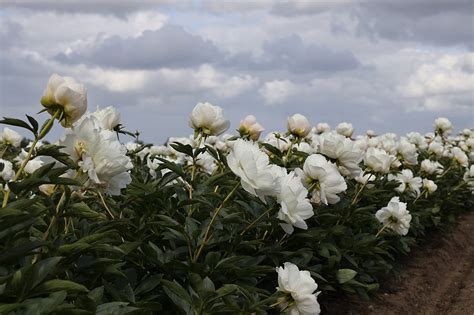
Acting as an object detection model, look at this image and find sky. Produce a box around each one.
[0,0,473,144]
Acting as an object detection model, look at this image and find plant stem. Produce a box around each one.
[192,182,239,262]
[2,109,61,208]
[439,164,453,178]
[240,207,273,236]
[284,137,298,166]
[375,222,391,238]
[351,174,375,206]
[188,133,203,200]
[42,191,67,240]
[98,191,115,219]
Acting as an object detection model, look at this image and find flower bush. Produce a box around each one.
[0,74,472,314]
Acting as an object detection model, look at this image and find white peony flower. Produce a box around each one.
[189,102,230,136]
[277,171,314,234]
[0,159,14,181]
[406,132,428,150]
[336,122,354,138]
[195,151,217,175]
[90,106,121,130]
[388,169,423,197]
[0,127,23,147]
[14,149,45,174]
[227,139,280,200]
[397,138,418,165]
[294,142,315,155]
[428,140,444,157]
[464,165,474,193]
[375,197,412,236]
[41,73,87,127]
[451,147,468,167]
[297,154,347,205]
[377,134,398,155]
[59,116,132,195]
[433,117,453,135]
[239,115,264,140]
[24,158,44,174]
[422,179,437,194]
[364,147,397,174]
[420,159,443,175]
[355,171,375,188]
[316,132,363,178]
[276,262,321,315]
[265,133,291,152]
[366,129,376,137]
[315,122,330,134]
[288,114,311,138]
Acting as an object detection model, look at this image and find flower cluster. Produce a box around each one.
[0,74,472,315]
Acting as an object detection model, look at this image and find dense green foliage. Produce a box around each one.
[0,111,472,315]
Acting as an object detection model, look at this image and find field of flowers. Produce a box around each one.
[0,74,472,314]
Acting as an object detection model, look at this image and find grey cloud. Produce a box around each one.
[360,0,473,19]
[2,0,175,17]
[354,9,474,49]
[56,25,223,69]
[353,1,474,49]
[270,2,349,17]
[270,1,474,49]
[0,21,23,48]
[263,35,360,72]
[223,34,360,73]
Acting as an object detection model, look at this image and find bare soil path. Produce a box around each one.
[324,211,474,314]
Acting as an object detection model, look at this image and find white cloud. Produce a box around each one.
[82,68,148,93]
[399,53,474,111]
[259,80,300,105]
[151,65,258,99]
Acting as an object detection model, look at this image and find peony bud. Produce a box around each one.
[287,113,311,138]
[41,73,87,128]
[433,117,453,135]
[423,179,437,194]
[239,115,264,140]
[315,122,330,134]
[189,102,230,136]
[336,122,354,138]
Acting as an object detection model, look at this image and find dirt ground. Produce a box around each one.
[323,211,474,315]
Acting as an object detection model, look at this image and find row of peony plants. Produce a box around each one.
[0,74,472,314]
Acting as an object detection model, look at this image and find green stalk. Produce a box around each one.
[192,182,240,262]
[2,109,61,208]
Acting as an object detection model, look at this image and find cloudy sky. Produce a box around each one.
[1,0,473,143]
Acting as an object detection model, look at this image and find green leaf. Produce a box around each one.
[0,240,48,263]
[26,115,39,135]
[58,242,91,255]
[35,144,77,168]
[0,217,36,240]
[0,303,23,313]
[96,302,138,315]
[30,257,63,289]
[156,158,185,177]
[336,269,358,284]
[134,275,162,296]
[169,142,193,156]
[35,279,89,294]
[65,202,103,220]
[87,286,104,304]
[0,117,35,135]
[161,279,192,313]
